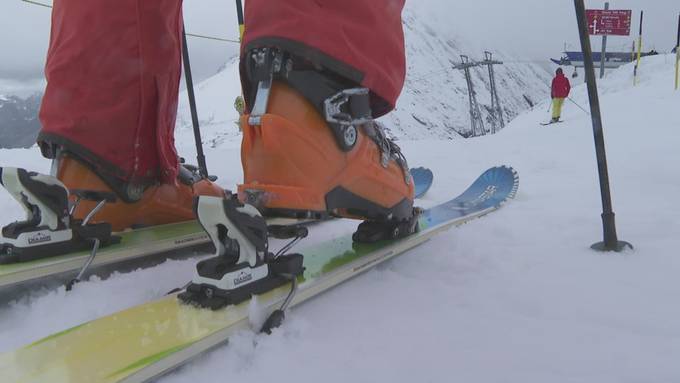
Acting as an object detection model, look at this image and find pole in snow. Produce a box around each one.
[631,40,635,63]
[573,0,632,252]
[675,12,680,90]
[599,2,609,79]
[633,11,644,86]
[182,25,210,179]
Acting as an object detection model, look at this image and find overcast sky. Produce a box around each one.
[1,0,678,93]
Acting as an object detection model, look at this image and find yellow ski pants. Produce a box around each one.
[552,98,565,120]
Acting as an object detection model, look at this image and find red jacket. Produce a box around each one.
[551,73,571,98]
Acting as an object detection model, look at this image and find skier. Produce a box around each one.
[37,0,224,232]
[550,68,571,123]
[14,0,415,244]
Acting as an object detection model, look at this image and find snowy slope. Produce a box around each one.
[175,4,551,146]
[163,55,680,382]
[1,55,679,382]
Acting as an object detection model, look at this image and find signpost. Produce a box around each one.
[599,3,609,79]
[586,6,632,78]
[586,8,632,36]
[574,0,632,253]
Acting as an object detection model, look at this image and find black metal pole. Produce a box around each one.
[675,13,680,90]
[573,0,632,252]
[236,0,245,41]
[676,13,680,47]
[633,11,644,86]
[639,11,644,36]
[181,24,209,178]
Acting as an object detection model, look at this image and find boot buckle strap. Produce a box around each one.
[324,88,373,127]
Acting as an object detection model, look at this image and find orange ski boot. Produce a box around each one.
[55,153,225,232]
[238,81,417,242]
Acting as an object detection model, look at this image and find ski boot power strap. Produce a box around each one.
[243,47,375,153]
[179,196,305,310]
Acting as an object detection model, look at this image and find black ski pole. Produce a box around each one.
[181,24,209,178]
[567,96,590,115]
[573,0,632,252]
[235,0,245,41]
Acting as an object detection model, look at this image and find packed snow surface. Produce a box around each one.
[1,55,679,382]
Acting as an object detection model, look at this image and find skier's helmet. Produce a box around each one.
[556,68,564,75]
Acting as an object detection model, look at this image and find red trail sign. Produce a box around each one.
[586,9,632,36]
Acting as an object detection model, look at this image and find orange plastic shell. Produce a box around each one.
[238,82,413,217]
[56,155,224,232]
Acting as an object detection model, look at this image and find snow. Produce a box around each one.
[2,50,680,383]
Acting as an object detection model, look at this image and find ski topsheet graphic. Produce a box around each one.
[0,167,434,300]
[0,166,518,383]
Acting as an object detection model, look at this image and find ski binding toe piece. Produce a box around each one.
[0,167,115,265]
[178,196,305,310]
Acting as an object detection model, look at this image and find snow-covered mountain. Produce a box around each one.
[387,8,551,140]
[0,93,41,149]
[176,5,551,146]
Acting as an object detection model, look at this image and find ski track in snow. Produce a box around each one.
[2,56,680,382]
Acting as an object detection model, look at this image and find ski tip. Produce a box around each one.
[411,167,434,199]
[410,167,433,179]
[485,166,519,202]
[506,166,520,200]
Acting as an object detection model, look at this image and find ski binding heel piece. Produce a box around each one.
[0,167,115,264]
[178,196,304,311]
[353,207,422,243]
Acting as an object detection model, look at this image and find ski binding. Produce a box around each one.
[178,196,305,312]
[0,167,116,268]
